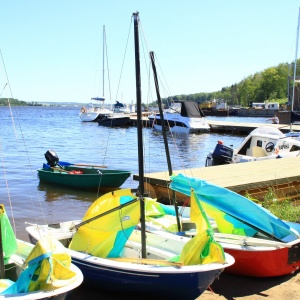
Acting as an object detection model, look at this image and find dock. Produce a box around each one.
[208,120,300,134]
[129,114,300,134]
[133,156,300,203]
[129,115,300,202]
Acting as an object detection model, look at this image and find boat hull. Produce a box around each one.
[26,223,234,300]
[149,116,210,134]
[223,244,300,277]
[38,167,131,189]
[80,112,100,122]
[72,256,224,300]
[98,116,130,127]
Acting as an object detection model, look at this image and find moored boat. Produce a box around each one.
[38,150,131,189]
[80,97,113,122]
[206,125,300,166]
[26,12,235,300]
[155,173,300,277]
[148,100,210,134]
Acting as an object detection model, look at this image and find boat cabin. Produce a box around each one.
[232,126,300,163]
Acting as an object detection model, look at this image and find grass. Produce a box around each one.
[245,187,300,223]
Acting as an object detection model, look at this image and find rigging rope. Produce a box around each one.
[0,50,47,235]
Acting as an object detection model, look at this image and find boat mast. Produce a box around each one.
[133,11,146,258]
[149,51,181,232]
[291,7,300,131]
[102,25,105,99]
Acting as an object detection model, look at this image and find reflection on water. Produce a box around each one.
[0,106,258,240]
[37,182,99,203]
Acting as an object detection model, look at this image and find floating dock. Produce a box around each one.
[133,156,300,203]
[129,114,300,134]
[208,120,300,134]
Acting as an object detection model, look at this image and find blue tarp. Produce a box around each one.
[170,174,300,242]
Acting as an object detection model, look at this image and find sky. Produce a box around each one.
[0,1,300,104]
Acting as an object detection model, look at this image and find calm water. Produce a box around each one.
[0,106,269,299]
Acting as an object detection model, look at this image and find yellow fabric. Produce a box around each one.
[69,189,140,257]
[201,202,249,235]
[201,202,237,234]
[25,238,76,291]
[0,280,13,293]
[145,198,180,232]
[180,190,225,265]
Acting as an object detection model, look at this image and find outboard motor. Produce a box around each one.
[211,141,233,166]
[45,150,60,167]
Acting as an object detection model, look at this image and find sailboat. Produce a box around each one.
[143,49,300,278]
[285,8,300,136]
[80,25,113,122]
[144,173,300,277]
[26,12,234,300]
[0,204,83,299]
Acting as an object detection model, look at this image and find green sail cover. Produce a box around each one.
[0,205,17,263]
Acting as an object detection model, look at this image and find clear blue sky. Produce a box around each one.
[0,1,299,104]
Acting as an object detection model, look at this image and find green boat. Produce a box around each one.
[38,150,131,189]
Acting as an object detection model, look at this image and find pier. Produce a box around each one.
[208,120,300,134]
[129,114,300,134]
[133,156,300,203]
[130,115,300,202]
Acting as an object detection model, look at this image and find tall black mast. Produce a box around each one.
[149,51,181,231]
[133,11,146,258]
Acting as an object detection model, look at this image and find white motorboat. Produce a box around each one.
[80,97,113,122]
[148,101,210,134]
[205,125,300,166]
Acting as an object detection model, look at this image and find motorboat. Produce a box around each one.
[79,97,113,122]
[38,150,131,190]
[97,101,130,127]
[148,100,210,134]
[205,125,300,166]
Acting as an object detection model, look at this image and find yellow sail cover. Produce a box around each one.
[180,189,225,265]
[69,189,140,258]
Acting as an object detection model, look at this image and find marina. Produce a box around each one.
[1,106,300,299]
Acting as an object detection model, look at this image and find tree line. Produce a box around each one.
[157,59,300,108]
[0,98,42,106]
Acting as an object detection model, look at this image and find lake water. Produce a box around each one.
[0,106,269,299]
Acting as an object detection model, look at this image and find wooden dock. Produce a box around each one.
[208,120,300,134]
[133,156,300,203]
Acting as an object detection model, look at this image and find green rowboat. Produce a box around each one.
[38,165,131,189]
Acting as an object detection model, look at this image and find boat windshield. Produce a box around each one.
[167,103,181,113]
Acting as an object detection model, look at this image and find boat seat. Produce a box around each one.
[251,146,268,157]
